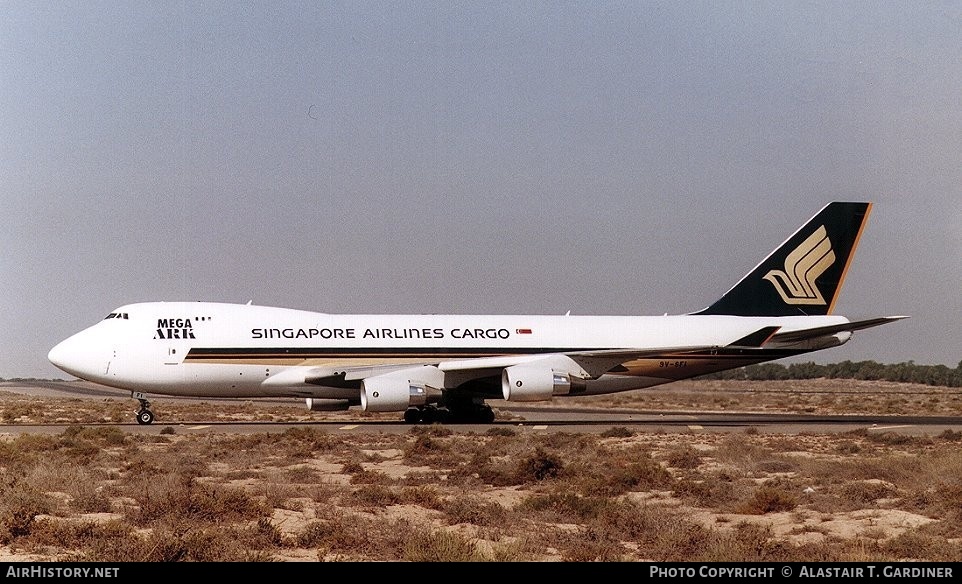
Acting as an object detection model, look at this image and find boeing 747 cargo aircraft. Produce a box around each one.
[48,202,906,424]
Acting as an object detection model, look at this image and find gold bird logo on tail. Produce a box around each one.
[763,225,835,305]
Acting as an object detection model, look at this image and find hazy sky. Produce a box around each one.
[3,1,961,378]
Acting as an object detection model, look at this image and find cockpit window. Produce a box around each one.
[104,313,129,320]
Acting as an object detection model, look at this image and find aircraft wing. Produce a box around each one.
[260,326,800,390]
[262,347,719,389]
[263,337,769,389]
[437,344,723,378]
[769,316,908,344]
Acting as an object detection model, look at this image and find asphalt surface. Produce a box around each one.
[2,380,960,437]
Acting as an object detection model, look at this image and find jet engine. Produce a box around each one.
[360,366,444,412]
[304,398,352,412]
[501,364,572,402]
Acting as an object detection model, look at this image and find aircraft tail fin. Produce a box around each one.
[695,201,872,317]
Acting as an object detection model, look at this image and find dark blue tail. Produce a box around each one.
[695,202,872,317]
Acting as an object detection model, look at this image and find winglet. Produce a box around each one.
[695,202,872,317]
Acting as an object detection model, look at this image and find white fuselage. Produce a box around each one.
[48,301,849,399]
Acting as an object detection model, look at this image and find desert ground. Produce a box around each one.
[0,378,960,562]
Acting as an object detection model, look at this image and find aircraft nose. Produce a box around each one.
[48,332,103,380]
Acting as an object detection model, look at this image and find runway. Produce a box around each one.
[2,380,960,437]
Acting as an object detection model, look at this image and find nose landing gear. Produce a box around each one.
[132,392,155,425]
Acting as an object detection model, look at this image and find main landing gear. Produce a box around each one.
[133,392,155,425]
[402,402,496,424]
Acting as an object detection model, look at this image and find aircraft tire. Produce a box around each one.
[136,409,154,425]
[419,407,435,424]
[478,406,495,423]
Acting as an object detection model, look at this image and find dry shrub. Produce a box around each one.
[735,485,798,514]
[673,477,715,505]
[297,512,370,553]
[132,475,266,525]
[402,433,460,467]
[33,519,282,563]
[515,447,563,483]
[906,481,962,517]
[835,440,862,454]
[601,427,633,438]
[699,522,789,562]
[573,457,674,497]
[343,484,400,509]
[463,458,518,488]
[30,520,141,561]
[15,460,110,515]
[839,480,898,507]
[281,465,323,483]
[406,434,445,457]
[409,425,454,437]
[62,425,126,447]
[673,476,744,508]
[864,432,930,447]
[640,513,718,561]
[398,485,444,509]
[402,528,487,562]
[441,496,507,527]
[1,402,39,422]
[938,429,962,442]
[797,453,926,486]
[714,435,772,467]
[136,525,274,561]
[0,482,52,542]
[233,427,338,461]
[340,460,364,474]
[0,434,61,464]
[517,492,612,523]
[917,508,962,539]
[490,538,533,561]
[883,529,962,562]
[398,470,448,487]
[69,489,113,514]
[255,474,310,509]
[666,445,702,469]
[586,498,671,541]
[558,525,626,561]
[347,468,393,485]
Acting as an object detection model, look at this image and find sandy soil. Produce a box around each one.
[0,378,960,562]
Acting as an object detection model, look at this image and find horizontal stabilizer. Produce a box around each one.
[770,316,909,344]
[728,326,782,347]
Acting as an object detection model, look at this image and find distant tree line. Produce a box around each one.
[700,360,962,388]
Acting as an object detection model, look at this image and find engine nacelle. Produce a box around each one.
[305,398,352,412]
[502,365,571,402]
[361,376,430,412]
